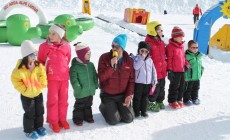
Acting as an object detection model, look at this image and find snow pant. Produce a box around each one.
[183,80,200,102]
[99,91,134,125]
[149,78,166,103]
[194,14,199,24]
[168,72,185,103]
[47,80,68,124]
[72,96,93,123]
[21,93,44,133]
[133,83,152,115]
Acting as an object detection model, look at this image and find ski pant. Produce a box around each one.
[99,91,134,125]
[168,72,185,103]
[183,80,200,102]
[194,14,199,24]
[47,80,68,124]
[149,78,166,103]
[72,96,93,123]
[21,93,44,133]
[133,83,151,115]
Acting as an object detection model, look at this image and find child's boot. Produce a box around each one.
[25,131,39,139]
[158,102,165,109]
[36,127,47,136]
[49,123,60,133]
[59,121,70,129]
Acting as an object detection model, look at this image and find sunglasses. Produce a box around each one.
[140,49,149,54]
[190,47,198,49]
[86,51,91,55]
[28,53,37,57]
[112,44,121,49]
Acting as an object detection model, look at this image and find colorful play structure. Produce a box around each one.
[209,24,230,51]
[0,0,94,46]
[193,0,230,54]
[82,0,91,15]
[124,8,150,24]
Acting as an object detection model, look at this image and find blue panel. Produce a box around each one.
[193,2,223,54]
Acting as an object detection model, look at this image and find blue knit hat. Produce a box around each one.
[112,34,127,50]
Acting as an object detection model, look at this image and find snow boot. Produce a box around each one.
[183,100,193,106]
[25,131,39,139]
[192,99,200,105]
[158,102,165,109]
[36,127,47,136]
[59,121,70,129]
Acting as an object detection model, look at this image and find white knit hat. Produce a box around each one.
[49,24,65,38]
[74,42,89,51]
[21,40,37,58]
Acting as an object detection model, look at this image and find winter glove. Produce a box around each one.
[184,65,191,72]
[167,70,174,81]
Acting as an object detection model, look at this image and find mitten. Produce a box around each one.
[167,70,174,81]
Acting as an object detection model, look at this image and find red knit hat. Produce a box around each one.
[171,26,185,38]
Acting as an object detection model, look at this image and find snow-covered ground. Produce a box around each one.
[1,0,230,140]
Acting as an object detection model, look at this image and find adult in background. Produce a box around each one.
[98,34,135,125]
[193,4,202,24]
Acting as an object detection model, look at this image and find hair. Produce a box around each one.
[18,56,40,69]
[188,40,197,48]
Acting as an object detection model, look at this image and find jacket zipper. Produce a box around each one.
[86,64,90,96]
[145,62,147,84]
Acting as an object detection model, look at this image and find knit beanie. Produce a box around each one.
[49,24,65,38]
[171,26,185,38]
[112,34,127,50]
[74,42,90,64]
[138,41,150,53]
[21,40,37,58]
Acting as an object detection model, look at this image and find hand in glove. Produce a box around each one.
[167,70,174,81]
[184,65,191,72]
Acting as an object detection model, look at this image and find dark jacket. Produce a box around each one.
[70,58,98,99]
[98,50,135,97]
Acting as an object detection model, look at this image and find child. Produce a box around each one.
[70,42,98,126]
[145,21,167,112]
[131,41,157,117]
[38,24,71,133]
[11,40,47,139]
[166,26,190,109]
[183,40,204,105]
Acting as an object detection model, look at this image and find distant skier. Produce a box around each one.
[193,4,202,24]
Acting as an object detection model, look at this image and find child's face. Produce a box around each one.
[48,30,62,43]
[84,51,91,61]
[173,36,183,43]
[28,53,37,64]
[188,43,198,53]
[139,48,149,56]
[156,26,164,37]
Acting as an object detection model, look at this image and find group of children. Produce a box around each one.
[10,21,204,139]
[132,21,204,118]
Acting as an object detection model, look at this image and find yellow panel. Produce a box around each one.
[210,24,230,51]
